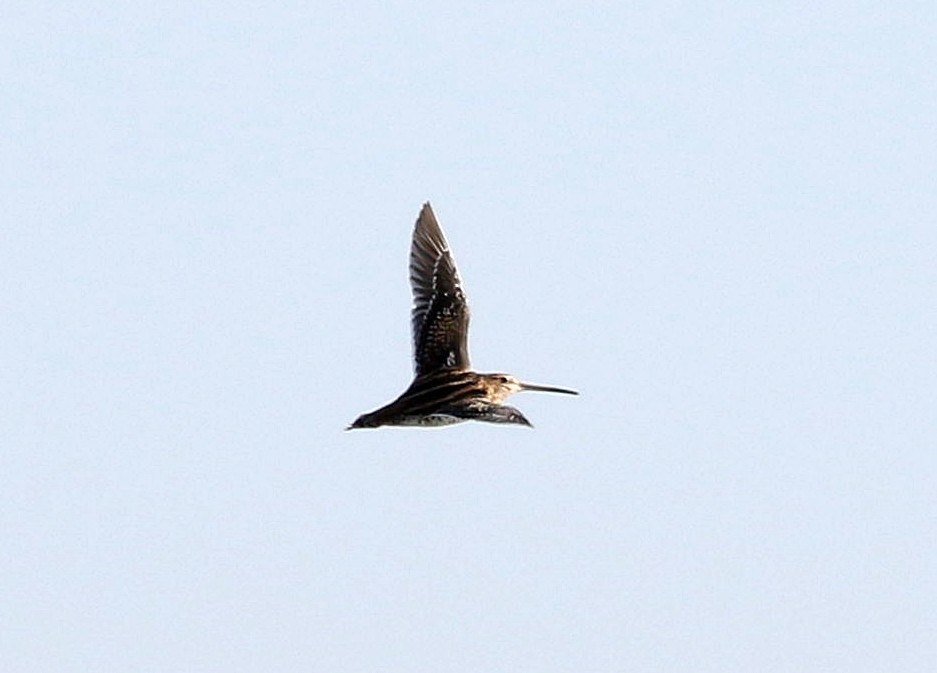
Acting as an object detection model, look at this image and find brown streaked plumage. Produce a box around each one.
[347,202,577,430]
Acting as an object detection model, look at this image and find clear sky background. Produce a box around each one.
[3,2,935,671]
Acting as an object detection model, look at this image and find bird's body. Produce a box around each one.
[347,203,577,430]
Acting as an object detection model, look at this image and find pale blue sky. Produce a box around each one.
[3,2,936,671]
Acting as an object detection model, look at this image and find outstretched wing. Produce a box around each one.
[409,202,471,376]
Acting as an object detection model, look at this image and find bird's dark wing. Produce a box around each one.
[409,202,471,376]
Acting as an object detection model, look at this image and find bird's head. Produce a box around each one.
[486,373,524,397]
[482,373,579,401]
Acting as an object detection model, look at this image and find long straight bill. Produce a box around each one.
[519,382,579,395]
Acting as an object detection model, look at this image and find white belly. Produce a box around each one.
[394,414,466,427]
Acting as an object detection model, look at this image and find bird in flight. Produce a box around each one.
[347,202,577,429]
